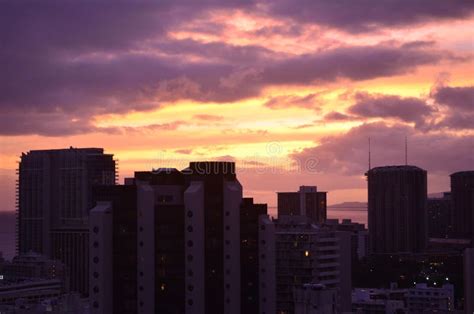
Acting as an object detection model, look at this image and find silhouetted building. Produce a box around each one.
[277,186,327,223]
[451,171,474,242]
[17,147,116,295]
[90,184,137,314]
[367,166,427,254]
[240,198,267,314]
[259,215,352,314]
[465,248,474,314]
[325,219,369,261]
[427,192,452,239]
[89,162,244,314]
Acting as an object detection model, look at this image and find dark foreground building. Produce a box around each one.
[89,162,265,314]
[240,198,267,314]
[427,192,452,239]
[367,165,427,254]
[17,147,116,295]
[451,171,474,243]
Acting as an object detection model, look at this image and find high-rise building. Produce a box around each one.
[240,198,267,314]
[17,147,116,295]
[277,186,327,223]
[367,166,427,254]
[89,162,245,314]
[258,215,352,314]
[465,248,474,314]
[427,192,452,239]
[451,171,474,242]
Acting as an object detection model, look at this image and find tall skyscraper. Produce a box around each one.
[367,165,427,254]
[450,171,474,242]
[89,162,246,314]
[17,147,116,294]
[258,215,352,314]
[277,186,327,223]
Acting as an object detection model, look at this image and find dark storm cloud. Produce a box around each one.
[263,0,474,33]
[291,122,474,176]
[348,93,435,125]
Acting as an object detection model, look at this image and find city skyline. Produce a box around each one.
[1,1,474,210]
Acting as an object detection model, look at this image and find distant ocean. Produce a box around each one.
[268,206,367,227]
[0,207,367,261]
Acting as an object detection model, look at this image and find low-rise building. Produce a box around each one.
[293,283,337,314]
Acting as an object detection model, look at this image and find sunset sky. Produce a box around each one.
[1,1,473,212]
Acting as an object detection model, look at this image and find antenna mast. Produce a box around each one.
[368,137,371,170]
[405,136,408,165]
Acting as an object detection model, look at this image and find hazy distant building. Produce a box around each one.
[277,186,327,223]
[367,166,427,254]
[427,192,452,239]
[451,171,474,242]
[259,215,351,314]
[17,147,116,295]
[240,198,267,314]
[465,248,474,314]
[90,162,245,314]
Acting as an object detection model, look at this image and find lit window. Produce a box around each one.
[305,250,310,257]
[161,283,166,291]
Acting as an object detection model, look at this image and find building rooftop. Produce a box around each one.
[450,170,474,177]
[368,165,426,173]
[25,147,105,154]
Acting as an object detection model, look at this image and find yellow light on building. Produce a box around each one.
[305,250,309,257]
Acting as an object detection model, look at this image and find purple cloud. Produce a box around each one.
[432,86,474,111]
[324,112,356,121]
[292,122,474,176]
[263,0,474,33]
[348,92,435,125]
[430,85,474,130]
[0,0,466,136]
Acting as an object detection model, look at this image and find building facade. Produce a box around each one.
[277,186,327,224]
[465,248,474,314]
[89,162,248,314]
[427,192,452,239]
[17,147,116,295]
[352,283,454,314]
[240,198,267,314]
[259,215,351,314]
[367,166,427,254]
[293,283,337,314]
[451,171,474,242]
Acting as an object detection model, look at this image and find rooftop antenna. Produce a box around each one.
[368,137,371,170]
[405,136,408,165]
